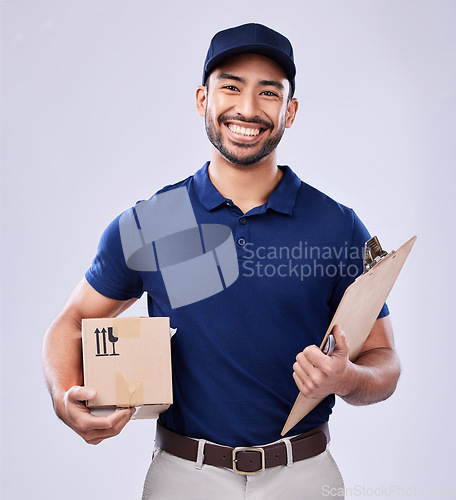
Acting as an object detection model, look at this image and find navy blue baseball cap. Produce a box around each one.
[203,23,296,96]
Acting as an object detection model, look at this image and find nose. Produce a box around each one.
[234,91,261,120]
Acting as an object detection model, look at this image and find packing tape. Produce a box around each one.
[112,317,142,338]
[115,371,144,407]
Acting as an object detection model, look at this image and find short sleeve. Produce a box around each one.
[85,214,144,300]
[328,209,389,319]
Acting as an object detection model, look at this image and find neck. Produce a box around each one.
[208,149,284,214]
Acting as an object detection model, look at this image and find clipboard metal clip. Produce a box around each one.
[324,236,389,357]
[363,236,389,273]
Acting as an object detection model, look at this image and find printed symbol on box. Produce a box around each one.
[95,327,119,356]
[119,187,239,309]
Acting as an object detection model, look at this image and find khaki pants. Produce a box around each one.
[142,443,345,499]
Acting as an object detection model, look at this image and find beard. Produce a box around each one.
[205,111,285,167]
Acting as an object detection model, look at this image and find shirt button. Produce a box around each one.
[239,217,247,225]
[237,237,246,246]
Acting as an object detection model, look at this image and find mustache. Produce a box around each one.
[218,113,274,131]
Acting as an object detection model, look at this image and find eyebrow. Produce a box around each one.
[217,73,245,83]
[259,79,284,91]
[216,73,285,91]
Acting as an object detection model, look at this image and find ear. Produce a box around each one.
[196,85,207,117]
[285,98,298,128]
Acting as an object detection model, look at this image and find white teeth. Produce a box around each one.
[228,124,260,136]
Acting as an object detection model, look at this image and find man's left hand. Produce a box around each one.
[293,325,350,399]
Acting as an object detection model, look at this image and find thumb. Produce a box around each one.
[67,386,97,402]
[331,325,349,357]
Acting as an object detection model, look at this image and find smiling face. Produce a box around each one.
[196,53,298,167]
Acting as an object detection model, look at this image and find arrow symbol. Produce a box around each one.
[95,327,109,356]
[94,328,101,355]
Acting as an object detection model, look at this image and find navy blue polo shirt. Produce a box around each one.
[86,162,389,447]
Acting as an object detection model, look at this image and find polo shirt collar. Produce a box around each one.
[192,161,301,215]
[265,165,301,215]
[193,162,227,211]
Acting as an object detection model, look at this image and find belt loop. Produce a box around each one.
[281,437,294,467]
[195,439,207,470]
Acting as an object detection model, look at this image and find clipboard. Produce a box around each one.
[281,235,417,436]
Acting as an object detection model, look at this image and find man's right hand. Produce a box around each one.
[57,386,135,445]
[42,279,139,444]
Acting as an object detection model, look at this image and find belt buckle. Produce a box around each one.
[232,446,265,475]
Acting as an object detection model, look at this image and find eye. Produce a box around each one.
[261,90,279,97]
[222,85,240,92]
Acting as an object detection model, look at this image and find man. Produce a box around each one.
[43,23,400,498]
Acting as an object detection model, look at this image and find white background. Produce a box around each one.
[1,1,455,498]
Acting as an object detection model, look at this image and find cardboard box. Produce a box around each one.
[82,317,172,419]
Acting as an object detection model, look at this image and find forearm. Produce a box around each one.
[337,347,401,406]
[43,279,137,413]
[42,279,137,443]
[42,313,84,417]
[43,309,136,444]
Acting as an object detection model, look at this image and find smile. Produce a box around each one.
[227,124,262,137]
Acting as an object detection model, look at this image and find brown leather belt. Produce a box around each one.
[155,421,330,475]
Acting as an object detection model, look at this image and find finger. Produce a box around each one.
[80,406,134,430]
[82,408,134,444]
[292,371,318,398]
[106,407,136,428]
[64,396,116,432]
[294,353,324,389]
[303,345,329,368]
[293,359,307,382]
[86,438,104,445]
[295,351,318,378]
[85,408,134,435]
[293,371,306,394]
[331,325,349,356]
[68,409,113,433]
